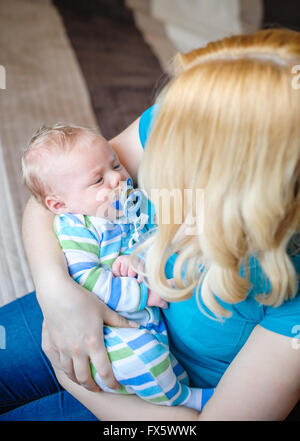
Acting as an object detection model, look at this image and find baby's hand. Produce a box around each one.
[147,289,168,309]
[112,255,137,278]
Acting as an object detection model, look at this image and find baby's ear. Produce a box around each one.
[44,195,66,214]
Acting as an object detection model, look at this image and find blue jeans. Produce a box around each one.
[0,291,98,421]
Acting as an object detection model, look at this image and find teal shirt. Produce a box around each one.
[139,106,300,388]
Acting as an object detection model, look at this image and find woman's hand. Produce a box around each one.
[39,274,139,392]
[54,367,200,421]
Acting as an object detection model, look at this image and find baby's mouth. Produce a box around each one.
[110,178,134,217]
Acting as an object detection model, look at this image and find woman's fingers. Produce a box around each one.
[85,305,140,390]
[42,320,97,390]
[72,356,101,392]
[43,322,79,385]
[90,346,120,391]
[77,328,119,391]
[58,353,78,384]
[42,296,140,393]
[102,304,140,329]
[41,321,61,369]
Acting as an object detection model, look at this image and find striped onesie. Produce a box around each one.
[54,213,212,409]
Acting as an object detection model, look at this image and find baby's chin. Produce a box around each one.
[92,203,118,221]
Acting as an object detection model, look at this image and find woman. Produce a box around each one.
[2,28,300,420]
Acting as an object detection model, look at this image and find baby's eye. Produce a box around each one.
[95,177,103,185]
[113,163,122,170]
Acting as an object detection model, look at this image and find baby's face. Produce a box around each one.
[50,133,131,217]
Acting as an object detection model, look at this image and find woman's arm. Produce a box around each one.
[22,196,68,291]
[54,325,300,421]
[109,117,144,183]
[54,367,199,421]
[200,325,300,421]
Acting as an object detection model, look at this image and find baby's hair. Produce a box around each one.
[22,123,98,206]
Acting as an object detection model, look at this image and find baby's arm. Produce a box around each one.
[112,255,168,309]
[54,214,148,313]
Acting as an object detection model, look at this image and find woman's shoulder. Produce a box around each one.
[138,105,158,149]
[247,233,300,292]
[259,288,300,339]
[247,238,300,339]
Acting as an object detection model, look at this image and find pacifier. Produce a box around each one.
[111,178,150,247]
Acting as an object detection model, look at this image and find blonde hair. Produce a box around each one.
[136,28,300,318]
[22,124,97,206]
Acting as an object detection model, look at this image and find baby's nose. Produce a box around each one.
[110,171,122,188]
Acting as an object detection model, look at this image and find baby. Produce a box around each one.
[22,124,213,411]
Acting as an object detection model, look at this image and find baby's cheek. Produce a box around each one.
[94,189,114,219]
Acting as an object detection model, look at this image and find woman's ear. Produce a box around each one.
[44,195,67,214]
